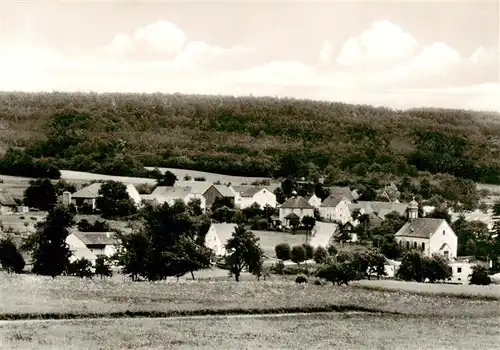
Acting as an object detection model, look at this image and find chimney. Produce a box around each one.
[62,191,72,206]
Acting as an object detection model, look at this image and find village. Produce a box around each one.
[1,169,499,286]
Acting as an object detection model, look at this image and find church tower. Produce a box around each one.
[407,197,419,221]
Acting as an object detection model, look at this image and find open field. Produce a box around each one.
[145,167,275,186]
[252,230,307,257]
[352,279,500,299]
[1,313,499,350]
[1,272,499,319]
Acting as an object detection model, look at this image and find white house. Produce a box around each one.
[305,193,322,209]
[232,185,277,209]
[319,195,352,224]
[65,233,98,264]
[0,190,17,214]
[309,221,338,248]
[449,259,476,284]
[395,200,458,260]
[149,186,207,210]
[69,182,142,211]
[204,223,237,256]
[66,231,120,263]
[278,193,315,227]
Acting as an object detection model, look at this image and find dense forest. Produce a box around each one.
[0,91,500,188]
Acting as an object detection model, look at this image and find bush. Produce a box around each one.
[67,258,94,278]
[194,177,206,181]
[275,243,291,261]
[0,236,25,273]
[295,275,308,284]
[469,265,491,285]
[302,243,314,260]
[290,245,307,266]
[282,266,310,276]
[313,279,324,286]
[313,246,329,264]
[270,260,285,274]
[327,245,338,256]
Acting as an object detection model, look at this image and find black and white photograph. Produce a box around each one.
[0,1,499,349]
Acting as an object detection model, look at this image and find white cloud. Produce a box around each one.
[319,40,334,64]
[133,20,186,53]
[105,33,135,55]
[336,20,418,67]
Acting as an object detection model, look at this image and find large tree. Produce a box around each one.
[22,204,75,277]
[223,225,265,282]
[0,235,25,273]
[96,180,137,218]
[156,170,178,187]
[23,178,57,211]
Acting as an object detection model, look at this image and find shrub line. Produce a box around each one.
[0,304,402,321]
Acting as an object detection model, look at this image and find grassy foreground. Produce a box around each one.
[1,313,499,350]
[1,272,499,320]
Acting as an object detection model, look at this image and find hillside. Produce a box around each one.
[1,92,500,186]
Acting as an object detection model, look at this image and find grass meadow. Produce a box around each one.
[1,313,499,350]
[1,272,499,320]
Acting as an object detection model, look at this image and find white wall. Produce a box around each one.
[204,226,226,256]
[279,207,315,225]
[396,236,430,257]
[319,200,352,224]
[429,221,458,260]
[186,193,207,210]
[308,195,322,209]
[126,184,143,207]
[449,262,474,284]
[237,188,277,209]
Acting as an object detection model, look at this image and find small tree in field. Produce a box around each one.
[0,235,25,273]
[94,256,113,279]
[424,254,452,283]
[68,258,94,278]
[313,246,329,264]
[302,243,314,260]
[290,245,306,266]
[275,243,291,261]
[224,225,265,282]
[469,265,491,285]
[301,215,316,242]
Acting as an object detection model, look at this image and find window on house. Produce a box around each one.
[406,241,410,249]
[421,242,425,251]
[458,278,461,281]
[457,267,462,273]
[413,242,417,249]
[443,230,445,235]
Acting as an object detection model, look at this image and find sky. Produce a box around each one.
[0,1,498,111]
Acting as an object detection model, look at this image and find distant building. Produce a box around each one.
[204,223,237,256]
[66,231,121,264]
[232,185,277,209]
[0,190,17,214]
[304,193,322,209]
[319,195,352,224]
[148,186,207,210]
[70,182,142,211]
[278,192,315,227]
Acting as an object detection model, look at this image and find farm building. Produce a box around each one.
[148,186,207,210]
[203,184,236,209]
[395,199,458,261]
[69,183,142,211]
[66,231,120,263]
[232,185,277,209]
[204,223,237,256]
[304,193,322,209]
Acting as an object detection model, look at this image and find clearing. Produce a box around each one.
[0,313,498,349]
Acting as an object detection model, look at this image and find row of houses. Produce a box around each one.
[65,180,277,211]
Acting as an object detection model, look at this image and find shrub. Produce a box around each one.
[270,260,285,274]
[68,258,94,278]
[282,266,310,276]
[327,245,338,256]
[0,235,25,273]
[275,243,291,261]
[194,177,206,181]
[290,245,306,266]
[313,246,329,264]
[295,275,308,284]
[313,279,324,286]
[469,265,492,285]
[302,243,314,260]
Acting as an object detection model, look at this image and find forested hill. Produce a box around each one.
[0,91,500,185]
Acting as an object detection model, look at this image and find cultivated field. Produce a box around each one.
[352,279,500,299]
[1,313,498,350]
[1,272,499,319]
[144,167,274,186]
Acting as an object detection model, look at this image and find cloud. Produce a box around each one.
[319,40,334,64]
[105,33,135,55]
[336,20,418,68]
[132,20,186,53]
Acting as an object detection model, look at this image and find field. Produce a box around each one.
[1,313,499,350]
[1,272,499,320]
[353,279,500,299]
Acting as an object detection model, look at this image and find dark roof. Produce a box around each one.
[280,196,314,209]
[395,218,445,238]
[321,195,344,208]
[212,185,236,198]
[73,232,120,246]
[285,212,300,219]
[327,187,354,201]
[0,190,17,206]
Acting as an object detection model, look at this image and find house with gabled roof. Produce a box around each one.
[0,190,17,214]
[319,195,352,224]
[204,223,237,256]
[66,231,121,262]
[149,186,206,210]
[203,184,236,209]
[232,185,277,209]
[174,180,212,195]
[278,192,315,227]
[327,186,357,202]
[70,182,142,211]
[304,193,322,209]
[395,199,458,261]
